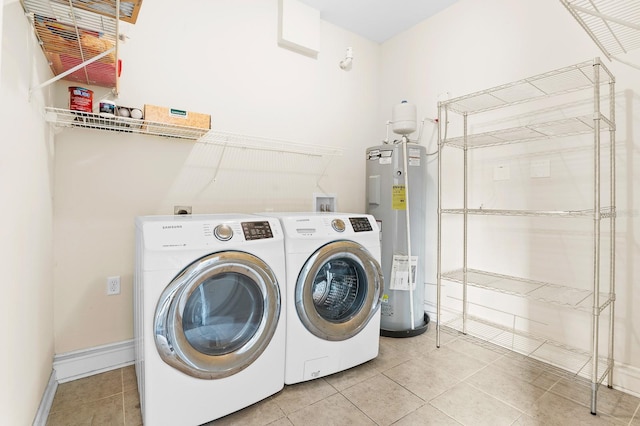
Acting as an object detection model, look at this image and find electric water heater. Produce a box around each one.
[366,143,429,336]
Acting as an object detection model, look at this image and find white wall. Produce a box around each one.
[379,0,640,393]
[51,0,380,353]
[0,1,55,423]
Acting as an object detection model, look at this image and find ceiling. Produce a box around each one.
[297,0,460,44]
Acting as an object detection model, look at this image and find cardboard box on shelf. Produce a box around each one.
[143,105,211,130]
[142,104,211,139]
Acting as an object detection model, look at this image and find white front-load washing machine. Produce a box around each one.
[134,214,286,426]
[266,212,384,384]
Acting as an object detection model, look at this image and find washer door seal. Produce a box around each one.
[296,241,383,341]
[154,251,281,379]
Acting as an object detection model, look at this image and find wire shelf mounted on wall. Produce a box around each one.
[21,0,143,95]
[561,0,640,69]
[44,107,344,158]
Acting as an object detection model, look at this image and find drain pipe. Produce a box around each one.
[401,135,416,330]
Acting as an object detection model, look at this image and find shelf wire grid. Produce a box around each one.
[442,114,613,149]
[441,59,614,115]
[22,0,119,87]
[442,315,613,384]
[561,0,640,60]
[440,207,615,218]
[441,269,614,313]
[45,107,343,157]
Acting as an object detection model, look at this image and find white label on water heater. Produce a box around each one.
[389,255,418,291]
[379,157,392,165]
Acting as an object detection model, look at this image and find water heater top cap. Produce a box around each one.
[392,102,417,135]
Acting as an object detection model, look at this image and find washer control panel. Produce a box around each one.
[349,217,373,232]
[241,221,273,240]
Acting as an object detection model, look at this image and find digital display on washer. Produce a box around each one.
[241,221,273,240]
[349,217,373,232]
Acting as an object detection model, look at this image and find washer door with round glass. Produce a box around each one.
[154,251,281,379]
[296,241,383,341]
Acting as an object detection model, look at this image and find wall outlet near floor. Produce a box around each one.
[106,276,121,296]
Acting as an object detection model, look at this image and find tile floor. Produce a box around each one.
[46,326,640,425]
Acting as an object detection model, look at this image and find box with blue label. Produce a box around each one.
[143,104,211,138]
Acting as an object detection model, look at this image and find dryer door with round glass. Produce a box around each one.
[154,251,281,379]
[296,240,383,341]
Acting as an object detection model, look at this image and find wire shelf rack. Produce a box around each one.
[441,269,614,313]
[44,107,344,157]
[21,0,132,90]
[443,114,613,149]
[442,315,613,384]
[561,0,640,66]
[440,207,615,218]
[441,60,614,115]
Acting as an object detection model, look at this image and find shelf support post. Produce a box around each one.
[462,112,468,335]
[607,63,616,390]
[590,57,602,416]
[436,102,443,348]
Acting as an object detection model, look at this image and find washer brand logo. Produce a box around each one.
[162,225,183,230]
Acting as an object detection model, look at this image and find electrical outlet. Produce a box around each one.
[107,276,121,295]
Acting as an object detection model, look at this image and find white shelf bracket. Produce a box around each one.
[29,47,115,96]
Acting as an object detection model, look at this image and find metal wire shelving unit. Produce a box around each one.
[436,58,616,415]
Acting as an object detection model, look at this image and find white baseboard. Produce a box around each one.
[32,371,57,426]
[53,339,134,383]
[613,361,640,398]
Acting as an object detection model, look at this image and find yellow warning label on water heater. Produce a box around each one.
[392,185,406,210]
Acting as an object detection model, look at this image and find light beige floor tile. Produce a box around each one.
[47,394,124,426]
[522,391,622,426]
[287,393,375,426]
[489,355,546,385]
[323,359,379,391]
[465,364,546,411]
[548,377,640,423]
[50,370,123,413]
[382,331,438,360]
[427,326,461,347]
[267,418,294,426]
[272,378,337,415]
[368,337,415,373]
[121,365,137,392]
[394,403,462,425]
[430,382,523,426]
[529,369,562,390]
[123,389,142,426]
[447,337,506,364]
[342,373,424,425]
[421,346,487,381]
[208,399,286,426]
[383,357,460,402]
[47,337,640,426]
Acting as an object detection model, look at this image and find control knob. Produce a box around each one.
[214,224,233,241]
[331,219,346,232]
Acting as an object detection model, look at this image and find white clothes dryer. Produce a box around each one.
[266,212,383,384]
[134,214,286,426]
